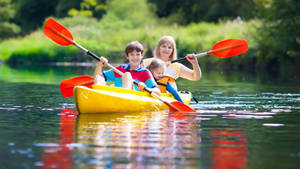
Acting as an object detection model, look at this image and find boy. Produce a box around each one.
[94,41,160,95]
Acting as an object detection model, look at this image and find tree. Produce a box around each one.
[55,0,82,17]
[0,0,20,40]
[14,0,58,33]
[148,0,256,24]
[68,0,107,19]
[254,0,300,71]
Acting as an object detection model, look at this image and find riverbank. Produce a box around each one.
[0,16,254,63]
[0,16,299,74]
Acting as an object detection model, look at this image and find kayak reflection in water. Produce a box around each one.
[75,110,199,168]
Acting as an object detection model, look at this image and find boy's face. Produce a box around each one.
[152,67,165,80]
[126,50,143,68]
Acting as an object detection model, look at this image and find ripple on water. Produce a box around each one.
[262,123,285,127]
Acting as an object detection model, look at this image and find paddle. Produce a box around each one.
[170,39,248,63]
[60,76,94,97]
[44,18,195,112]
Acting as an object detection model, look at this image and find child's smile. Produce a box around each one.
[127,50,143,69]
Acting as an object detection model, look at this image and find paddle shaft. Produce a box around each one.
[170,43,244,63]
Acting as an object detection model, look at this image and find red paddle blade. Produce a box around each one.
[168,101,196,112]
[60,76,94,97]
[209,39,248,58]
[44,18,74,46]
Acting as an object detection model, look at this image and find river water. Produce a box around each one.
[0,64,300,169]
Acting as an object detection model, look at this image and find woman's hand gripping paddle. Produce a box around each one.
[44,18,195,112]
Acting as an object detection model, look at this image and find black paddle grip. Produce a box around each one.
[171,57,186,63]
[87,51,101,61]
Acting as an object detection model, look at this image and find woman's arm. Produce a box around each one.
[178,54,202,81]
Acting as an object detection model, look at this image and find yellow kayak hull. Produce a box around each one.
[74,85,192,114]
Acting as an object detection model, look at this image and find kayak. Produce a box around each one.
[74,85,192,114]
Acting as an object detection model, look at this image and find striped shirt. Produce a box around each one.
[102,64,157,91]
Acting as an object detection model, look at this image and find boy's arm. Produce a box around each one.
[94,62,104,78]
[94,57,108,79]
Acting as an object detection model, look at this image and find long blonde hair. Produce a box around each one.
[154,36,177,61]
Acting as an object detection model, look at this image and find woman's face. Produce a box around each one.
[159,42,173,61]
[151,67,165,80]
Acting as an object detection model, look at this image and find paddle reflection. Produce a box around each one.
[210,129,248,169]
[75,110,199,168]
[41,108,77,169]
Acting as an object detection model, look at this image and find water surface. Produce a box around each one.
[0,64,300,169]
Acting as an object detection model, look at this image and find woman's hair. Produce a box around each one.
[146,58,166,72]
[154,36,177,60]
[125,41,144,56]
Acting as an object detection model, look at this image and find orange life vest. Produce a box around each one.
[156,76,176,93]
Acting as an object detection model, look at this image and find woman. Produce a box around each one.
[143,35,202,90]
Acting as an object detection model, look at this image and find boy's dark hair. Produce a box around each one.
[125,41,144,56]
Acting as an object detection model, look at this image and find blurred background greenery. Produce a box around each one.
[0,0,299,75]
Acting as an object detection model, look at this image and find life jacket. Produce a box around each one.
[156,76,184,103]
[156,76,176,93]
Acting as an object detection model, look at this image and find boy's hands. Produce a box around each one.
[98,56,108,66]
[137,82,161,95]
[137,82,146,91]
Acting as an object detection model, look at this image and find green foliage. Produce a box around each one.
[148,0,256,24]
[253,0,300,72]
[0,15,256,66]
[0,0,20,40]
[0,30,79,64]
[55,0,81,17]
[100,0,157,28]
[14,0,58,33]
[1,0,299,74]
[68,0,107,19]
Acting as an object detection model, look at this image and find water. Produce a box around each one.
[1,64,300,169]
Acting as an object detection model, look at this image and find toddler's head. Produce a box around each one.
[146,59,166,81]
